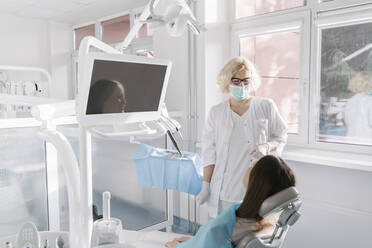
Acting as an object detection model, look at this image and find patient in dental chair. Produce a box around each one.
[165,155,296,248]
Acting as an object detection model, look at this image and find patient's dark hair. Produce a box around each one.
[86,79,124,114]
[236,155,296,221]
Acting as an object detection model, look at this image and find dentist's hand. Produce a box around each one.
[196,181,210,205]
[250,143,270,159]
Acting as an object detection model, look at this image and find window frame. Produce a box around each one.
[95,6,153,53]
[314,0,372,11]
[232,0,372,155]
[233,0,308,21]
[309,3,372,154]
[72,21,97,51]
[98,10,131,45]
[231,10,311,145]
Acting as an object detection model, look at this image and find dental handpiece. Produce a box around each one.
[167,130,183,157]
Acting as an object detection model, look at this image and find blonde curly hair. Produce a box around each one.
[217,57,261,93]
[348,72,372,94]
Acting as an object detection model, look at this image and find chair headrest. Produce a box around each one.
[259,187,300,218]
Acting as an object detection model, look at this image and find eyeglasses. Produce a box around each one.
[231,77,251,86]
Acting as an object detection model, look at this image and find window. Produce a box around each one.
[316,18,372,146]
[235,0,305,19]
[135,13,153,38]
[240,31,301,134]
[233,1,372,151]
[102,14,131,44]
[233,11,310,142]
[74,24,95,50]
[71,7,154,97]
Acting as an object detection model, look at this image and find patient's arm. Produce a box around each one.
[165,237,191,248]
[175,237,191,242]
[165,240,178,248]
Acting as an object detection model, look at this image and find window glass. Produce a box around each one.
[75,24,95,50]
[136,13,153,38]
[240,31,301,134]
[138,23,153,38]
[102,15,131,44]
[318,22,372,145]
[236,0,304,19]
[0,127,48,237]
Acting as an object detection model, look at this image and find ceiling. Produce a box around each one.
[0,0,149,25]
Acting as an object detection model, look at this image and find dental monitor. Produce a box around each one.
[78,53,172,126]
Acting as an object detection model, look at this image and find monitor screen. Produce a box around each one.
[86,59,168,115]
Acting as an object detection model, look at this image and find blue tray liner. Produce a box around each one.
[134,143,203,195]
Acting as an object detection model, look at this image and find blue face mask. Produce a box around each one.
[229,85,251,101]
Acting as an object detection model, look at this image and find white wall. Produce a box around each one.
[197,0,231,142]
[153,28,189,113]
[0,14,50,68]
[0,13,49,79]
[48,22,73,99]
[284,161,372,248]
[0,13,72,99]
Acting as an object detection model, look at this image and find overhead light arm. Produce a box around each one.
[119,0,159,51]
[119,0,203,52]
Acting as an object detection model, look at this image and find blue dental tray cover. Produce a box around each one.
[134,143,203,195]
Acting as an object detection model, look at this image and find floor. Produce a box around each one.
[167,216,199,235]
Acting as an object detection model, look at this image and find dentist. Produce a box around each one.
[196,57,288,219]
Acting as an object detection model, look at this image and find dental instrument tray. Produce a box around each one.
[134,143,203,195]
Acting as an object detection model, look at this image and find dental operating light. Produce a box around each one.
[120,0,202,51]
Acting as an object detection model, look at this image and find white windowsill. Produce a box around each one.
[195,142,372,172]
[283,146,372,172]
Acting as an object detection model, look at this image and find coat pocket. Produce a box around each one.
[255,118,269,145]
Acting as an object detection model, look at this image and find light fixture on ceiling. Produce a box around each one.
[120,0,203,51]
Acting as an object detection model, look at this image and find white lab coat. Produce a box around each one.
[201,97,288,218]
[344,94,372,140]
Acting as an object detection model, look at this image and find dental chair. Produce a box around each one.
[103,187,301,248]
[237,187,301,248]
